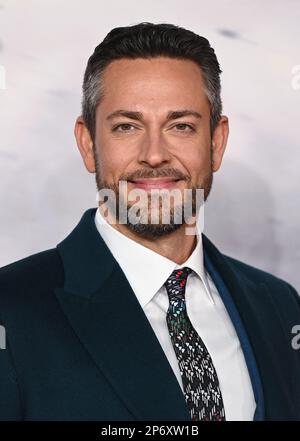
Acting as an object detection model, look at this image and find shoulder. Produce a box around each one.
[203,233,299,299]
[224,254,287,285]
[0,248,64,312]
[223,254,300,309]
[0,248,63,284]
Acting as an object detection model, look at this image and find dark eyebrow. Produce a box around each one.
[106,109,202,121]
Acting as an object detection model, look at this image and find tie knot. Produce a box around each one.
[164,267,192,300]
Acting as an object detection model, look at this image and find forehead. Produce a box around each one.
[99,57,208,112]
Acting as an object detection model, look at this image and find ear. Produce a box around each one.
[74,116,96,173]
[211,116,229,172]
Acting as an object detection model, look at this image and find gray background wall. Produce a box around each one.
[0,0,299,289]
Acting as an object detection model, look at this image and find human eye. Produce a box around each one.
[111,123,136,132]
[172,123,195,132]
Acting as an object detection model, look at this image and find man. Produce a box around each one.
[0,22,300,421]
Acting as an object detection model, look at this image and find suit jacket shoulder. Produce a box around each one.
[0,249,64,313]
[224,253,300,310]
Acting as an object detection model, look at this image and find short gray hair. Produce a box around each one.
[82,22,223,141]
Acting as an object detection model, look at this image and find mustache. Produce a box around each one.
[121,168,190,182]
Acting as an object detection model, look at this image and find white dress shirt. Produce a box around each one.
[94,208,256,421]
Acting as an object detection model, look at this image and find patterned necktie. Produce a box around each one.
[164,267,226,421]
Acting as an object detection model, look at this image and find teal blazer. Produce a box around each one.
[0,208,299,420]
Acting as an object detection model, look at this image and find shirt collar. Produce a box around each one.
[94,207,215,308]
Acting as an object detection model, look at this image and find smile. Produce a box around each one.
[128,178,182,190]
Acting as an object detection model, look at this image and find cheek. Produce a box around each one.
[181,147,212,184]
[173,124,211,167]
[182,141,211,167]
[98,152,127,181]
[95,128,140,176]
[95,141,131,183]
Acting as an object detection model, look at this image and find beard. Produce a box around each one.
[93,148,213,239]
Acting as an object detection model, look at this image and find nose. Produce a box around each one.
[137,131,172,168]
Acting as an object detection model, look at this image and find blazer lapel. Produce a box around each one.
[55,208,191,421]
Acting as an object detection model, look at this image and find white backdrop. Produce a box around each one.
[0,0,299,289]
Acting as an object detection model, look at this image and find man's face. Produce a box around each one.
[78,57,228,237]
